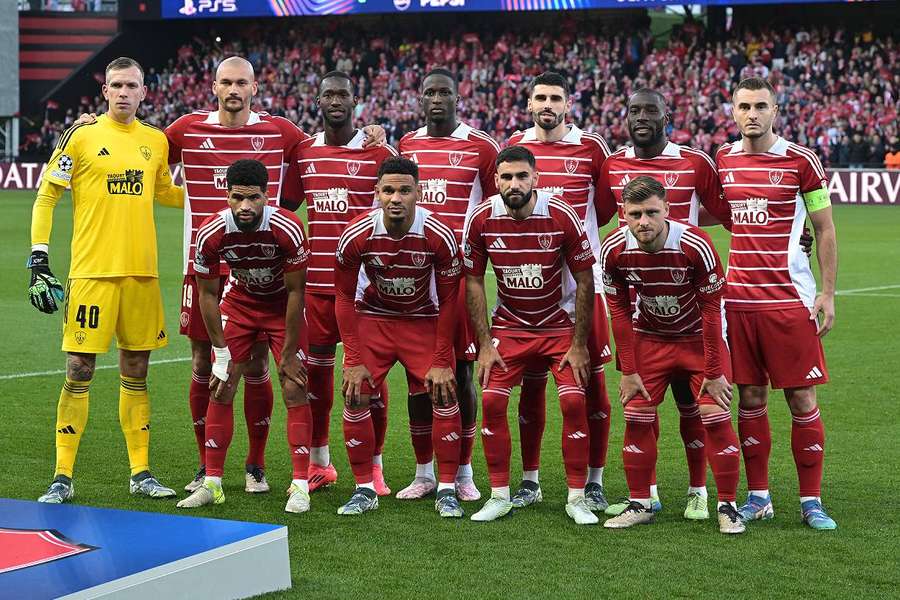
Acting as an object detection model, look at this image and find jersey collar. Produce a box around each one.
[413,122,472,140]
[624,141,681,159]
[203,111,262,126]
[520,124,582,143]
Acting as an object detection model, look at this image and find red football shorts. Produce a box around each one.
[632,334,733,407]
[486,331,582,390]
[306,292,340,348]
[726,307,828,389]
[221,297,308,365]
[357,316,449,395]
[179,274,226,340]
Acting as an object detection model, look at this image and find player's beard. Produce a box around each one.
[501,188,533,211]
[222,96,246,114]
[533,110,564,131]
[233,211,262,232]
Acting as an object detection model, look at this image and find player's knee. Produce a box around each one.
[785,386,817,414]
[244,354,268,378]
[481,389,511,420]
[408,393,433,420]
[623,402,657,416]
[119,350,149,378]
[66,352,96,381]
[698,403,728,417]
[309,344,336,358]
[190,342,212,375]
[282,379,308,406]
[671,379,695,405]
[738,385,768,409]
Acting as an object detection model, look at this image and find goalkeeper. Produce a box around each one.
[29,57,183,504]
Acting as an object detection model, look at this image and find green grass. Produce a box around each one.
[1,191,897,598]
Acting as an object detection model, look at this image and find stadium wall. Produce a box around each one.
[1,162,897,204]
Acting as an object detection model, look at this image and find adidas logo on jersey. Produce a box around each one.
[686,439,705,449]
[489,237,507,249]
[567,430,587,439]
[803,444,824,452]
[618,174,631,186]
[625,271,641,283]
[200,138,215,149]
[97,147,110,156]
[346,438,362,448]
[623,444,644,454]
[305,163,316,175]
[805,366,824,380]
[441,432,460,442]
[723,171,736,184]
[742,436,761,447]
[717,445,739,455]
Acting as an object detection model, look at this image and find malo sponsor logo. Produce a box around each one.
[641,294,681,317]
[313,189,349,213]
[106,170,145,195]
[376,276,416,297]
[539,186,565,196]
[731,197,769,225]
[213,167,228,190]
[502,264,544,289]
[421,179,447,205]
[231,268,276,286]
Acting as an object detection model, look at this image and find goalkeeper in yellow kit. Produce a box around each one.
[30,57,184,503]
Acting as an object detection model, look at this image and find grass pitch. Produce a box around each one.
[0,190,897,598]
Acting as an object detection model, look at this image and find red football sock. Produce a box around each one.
[481,387,512,488]
[791,407,825,497]
[189,371,210,466]
[622,409,658,498]
[738,404,771,491]
[204,401,234,478]
[460,423,477,467]
[342,407,374,484]
[286,404,312,480]
[409,419,433,465]
[243,371,273,468]
[518,370,547,472]
[371,382,389,456]
[650,413,660,485]
[586,367,611,469]
[677,402,708,488]
[432,404,462,484]
[700,411,740,502]
[559,386,589,488]
[308,352,336,448]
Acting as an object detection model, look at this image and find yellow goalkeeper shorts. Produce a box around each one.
[62,276,168,354]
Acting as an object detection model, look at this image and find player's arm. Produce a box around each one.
[152,135,184,208]
[593,159,617,227]
[559,266,593,388]
[279,268,308,388]
[280,146,304,212]
[334,238,374,403]
[695,154,732,229]
[808,204,837,337]
[479,140,500,197]
[426,229,461,407]
[463,215,505,388]
[361,124,386,149]
[196,274,237,399]
[690,233,732,409]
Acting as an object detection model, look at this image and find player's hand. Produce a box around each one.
[425,367,457,407]
[27,250,65,314]
[476,344,507,389]
[342,364,374,407]
[559,343,591,388]
[619,373,651,405]
[799,226,814,257]
[209,346,238,400]
[698,375,733,410]
[278,351,308,389]
[361,124,387,148]
[74,112,98,126]
[810,292,835,337]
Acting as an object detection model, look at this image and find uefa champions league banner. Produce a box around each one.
[162,0,850,17]
[1,162,897,203]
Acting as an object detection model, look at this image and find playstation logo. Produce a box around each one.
[179,0,197,15]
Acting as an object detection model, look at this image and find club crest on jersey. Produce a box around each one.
[565,159,578,174]
[664,172,679,188]
[412,252,426,267]
[671,268,686,283]
[251,136,264,151]
[769,170,784,185]
[538,233,553,250]
[731,197,769,225]
[347,161,361,176]
[641,294,681,317]
[140,146,151,161]
[263,245,275,258]
[449,152,463,167]
[502,264,544,289]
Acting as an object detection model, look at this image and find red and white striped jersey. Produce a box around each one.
[334,206,461,368]
[282,130,397,295]
[600,221,726,377]
[166,110,308,275]
[507,125,611,292]
[463,190,595,337]
[398,122,500,242]
[716,137,829,311]
[193,205,310,306]
[596,142,732,228]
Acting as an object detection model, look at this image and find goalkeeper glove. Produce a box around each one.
[27,250,65,314]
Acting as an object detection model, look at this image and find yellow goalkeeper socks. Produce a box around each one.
[119,376,151,477]
[55,378,91,478]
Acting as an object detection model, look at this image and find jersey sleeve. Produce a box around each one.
[193,217,223,278]
[478,139,499,197]
[556,202,596,274]
[429,218,462,368]
[599,235,636,375]
[275,210,311,273]
[684,228,726,378]
[42,124,84,188]
[462,209,488,277]
[154,135,184,208]
[693,151,732,228]
[334,225,366,367]
[164,117,186,165]
[280,144,305,210]
[593,158,618,227]
[796,150,830,212]
[276,117,309,158]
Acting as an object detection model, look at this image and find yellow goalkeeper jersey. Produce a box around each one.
[35,114,182,279]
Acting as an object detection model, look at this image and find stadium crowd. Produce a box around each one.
[23,19,899,168]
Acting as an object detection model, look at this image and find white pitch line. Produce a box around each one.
[836,284,900,295]
[0,357,191,381]
[837,293,900,299]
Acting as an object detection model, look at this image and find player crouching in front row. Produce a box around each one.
[177,159,314,514]
[600,177,744,534]
[335,157,464,518]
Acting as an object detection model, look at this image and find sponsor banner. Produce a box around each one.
[1,163,896,204]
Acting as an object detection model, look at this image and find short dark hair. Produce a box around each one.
[629,88,667,107]
[423,67,458,92]
[320,70,354,91]
[733,77,776,102]
[529,71,569,98]
[496,146,536,169]
[377,156,419,183]
[106,56,144,80]
[226,159,269,191]
[622,176,666,204]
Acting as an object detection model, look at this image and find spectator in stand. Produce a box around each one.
[848,132,870,169]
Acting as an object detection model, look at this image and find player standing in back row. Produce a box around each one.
[396,68,500,502]
[506,72,612,512]
[717,77,838,530]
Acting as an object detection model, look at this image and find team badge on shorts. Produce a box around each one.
[74,331,86,345]
[565,159,578,174]
[180,311,190,328]
[538,233,552,250]
[251,136,264,151]
[412,252,426,267]
[347,161,361,176]
[449,152,463,167]
[671,268,686,283]
[664,172,679,188]
[769,170,784,185]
